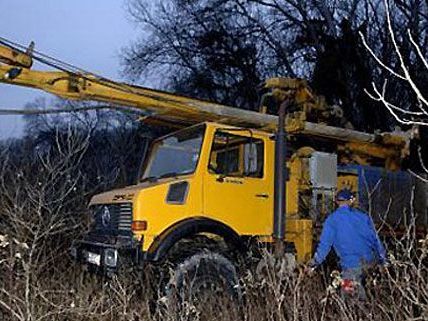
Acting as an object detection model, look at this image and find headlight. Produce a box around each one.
[104,249,118,268]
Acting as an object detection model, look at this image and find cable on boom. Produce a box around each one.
[0,36,146,97]
[0,105,147,116]
[0,36,219,114]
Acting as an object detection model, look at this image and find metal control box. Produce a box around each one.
[309,152,337,189]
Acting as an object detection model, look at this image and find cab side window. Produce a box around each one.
[208,131,264,178]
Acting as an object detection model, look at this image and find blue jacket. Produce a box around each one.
[314,205,386,270]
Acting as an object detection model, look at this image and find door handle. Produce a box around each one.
[255,193,269,199]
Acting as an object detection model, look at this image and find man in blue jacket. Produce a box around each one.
[309,188,387,299]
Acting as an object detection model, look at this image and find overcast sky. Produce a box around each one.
[0,0,135,138]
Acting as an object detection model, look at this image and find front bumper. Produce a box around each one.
[70,235,144,273]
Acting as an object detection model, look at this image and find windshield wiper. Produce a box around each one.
[159,171,192,179]
[140,176,158,183]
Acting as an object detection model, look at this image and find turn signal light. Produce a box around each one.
[132,220,148,231]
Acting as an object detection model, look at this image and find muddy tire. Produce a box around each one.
[165,251,241,312]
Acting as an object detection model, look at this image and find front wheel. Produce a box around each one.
[166,251,241,312]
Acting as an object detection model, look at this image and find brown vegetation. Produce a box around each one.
[0,132,427,321]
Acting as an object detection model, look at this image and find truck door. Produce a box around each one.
[203,130,273,235]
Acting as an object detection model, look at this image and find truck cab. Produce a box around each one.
[72,122,314,271]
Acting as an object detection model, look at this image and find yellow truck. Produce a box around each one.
[0,39,411,295]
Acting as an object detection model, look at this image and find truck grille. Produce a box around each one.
[91,203,133,235]
[118,203,132,232]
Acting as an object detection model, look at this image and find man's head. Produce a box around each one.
[335,188,355,207]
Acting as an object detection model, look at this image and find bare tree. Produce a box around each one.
[22,97,156,189]
[123,0,428,133]
[0,128,91,320]
[362,0,428,127]
[360,0,428,179]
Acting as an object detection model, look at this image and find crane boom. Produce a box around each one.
[0,65,279,128]
[0,40,410,166]
[0,43,277,129]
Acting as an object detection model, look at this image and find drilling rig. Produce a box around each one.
[0,39,416,298]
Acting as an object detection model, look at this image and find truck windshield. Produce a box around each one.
[141,125,205,180]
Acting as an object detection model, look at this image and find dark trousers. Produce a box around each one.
[341,266,367,300]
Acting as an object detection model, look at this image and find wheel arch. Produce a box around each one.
[145,217,245,262]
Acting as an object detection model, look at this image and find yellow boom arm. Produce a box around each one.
[0,44,276,129]
[0,43,33,68]
[0,42,410,169]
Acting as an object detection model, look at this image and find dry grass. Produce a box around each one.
[0,135,427,321]
[1,221,427,321]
